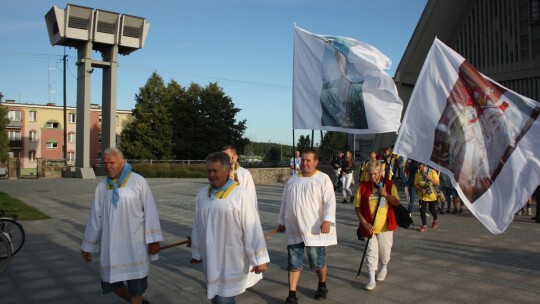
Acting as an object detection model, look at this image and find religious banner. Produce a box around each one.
[394,38,540,234]
[292,25,403,134]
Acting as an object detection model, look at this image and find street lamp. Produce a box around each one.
[45,4,149,179]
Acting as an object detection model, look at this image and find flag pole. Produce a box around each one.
[356,156,393,278]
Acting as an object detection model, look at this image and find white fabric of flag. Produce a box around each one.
[394,38,540,234]
[292,25,403,134]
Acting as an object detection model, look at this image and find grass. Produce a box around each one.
[0,192,51,221]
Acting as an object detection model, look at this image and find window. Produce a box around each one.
[8,131,21,140]
[46,139,58,149]
[98,133,102,143]
[68,151,75,162]
[29,150,36,162]
[68,113,76,123]
[8,110,21,121]
[29,130,37,142]
[46,121,60,128]
[116,115,119,126]
[68,132,76,143]
[29,111,37,122]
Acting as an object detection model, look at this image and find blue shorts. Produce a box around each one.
[287,242,326,271]
[101,277,148,296]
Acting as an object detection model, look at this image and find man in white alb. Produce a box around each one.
[278,148,337,304]
[82,148,163,304]
[222,145,262,287]
[191,152,270,304]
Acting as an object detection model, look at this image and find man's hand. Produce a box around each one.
[277,224,286,232]
[190,258,202,264]
[82,251,92,263]
[251,263,268,274]
[148,242,160,254]
[320,221,331,234]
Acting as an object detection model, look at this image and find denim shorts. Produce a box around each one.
[287,242,326,271]
[101,277,148,296]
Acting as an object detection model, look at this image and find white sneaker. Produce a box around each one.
[376,269,387,281]
[365,280,376,291]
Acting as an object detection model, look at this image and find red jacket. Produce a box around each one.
[358,179,397,238]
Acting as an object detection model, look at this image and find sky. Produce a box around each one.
[0,0,428,145]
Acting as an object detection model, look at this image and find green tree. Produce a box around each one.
[0,92,10,162]
[173,82,248,159]
[296,135,311,153]
[319,131,348,160]
[119,72,174,159]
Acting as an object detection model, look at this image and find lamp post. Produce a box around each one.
[45,4,149,179]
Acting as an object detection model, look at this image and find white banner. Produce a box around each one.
[394,38,540,234]
[292,25,403,134]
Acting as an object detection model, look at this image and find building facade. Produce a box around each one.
[2,100,133,176]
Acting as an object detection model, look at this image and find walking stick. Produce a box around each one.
[160,237,191,250]
[356,157,393,278]
[161,229,277,252]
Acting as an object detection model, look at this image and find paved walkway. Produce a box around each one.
[1,178,539,303]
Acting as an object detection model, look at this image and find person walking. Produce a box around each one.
[341,150,355,204]
[81,148,163,304]
[290,150,302,175]
[354,159,400,291]
[191,152,269,304]
[415,163,440,231]
[278,149,337,304]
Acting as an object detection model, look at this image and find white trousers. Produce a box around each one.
[366,230,393,271]
[342,172,353,198]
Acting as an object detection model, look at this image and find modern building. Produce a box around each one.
[2,100,133,176]
[357,0,540,155]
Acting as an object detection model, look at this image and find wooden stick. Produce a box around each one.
[160,238,191,250]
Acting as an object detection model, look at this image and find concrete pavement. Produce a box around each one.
[1,177,539,303]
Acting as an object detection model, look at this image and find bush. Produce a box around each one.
[131,163,207,178]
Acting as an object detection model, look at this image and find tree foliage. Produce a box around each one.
[0,92,10,162]
[319,131,348,160]
[120,72,174,159]
[120,73,249,160]
[296,135,311,153]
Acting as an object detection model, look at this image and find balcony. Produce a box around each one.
[7,120,22,128]
[9,140,22,149]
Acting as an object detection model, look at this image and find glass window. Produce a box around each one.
[46,121,59,128]
[99,115,102,124]
[68,151,75,162]
[8,131,21,140]
[116,115,119,126]
[29,150,36,162]
[29,111,37,121]
[46,140,58,149]
[8,110,21,121]
[29,131,37,142]
[68,113,76,123]
[68,132,76,143]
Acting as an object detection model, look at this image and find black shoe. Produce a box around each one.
[458,209,463,214]
[452,209,458,214]
[342,199,348,204]
[350,196,355,203]
[315,286,328,300]
[284,296,298,304]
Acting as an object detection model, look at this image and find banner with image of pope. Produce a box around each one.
[394,38,540,234]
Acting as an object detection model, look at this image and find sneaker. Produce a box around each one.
[376,269,387,281]
[432,220,439,229]
[342,199,348,204]
[350,196,355,203]
[365,280,376,291]
[452,209,458,214]
[315,285,328,300]
[284,296,298,304]
[419,225,428,232]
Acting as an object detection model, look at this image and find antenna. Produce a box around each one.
[48,64,57,103]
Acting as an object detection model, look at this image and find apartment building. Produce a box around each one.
[2,100,133,176]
